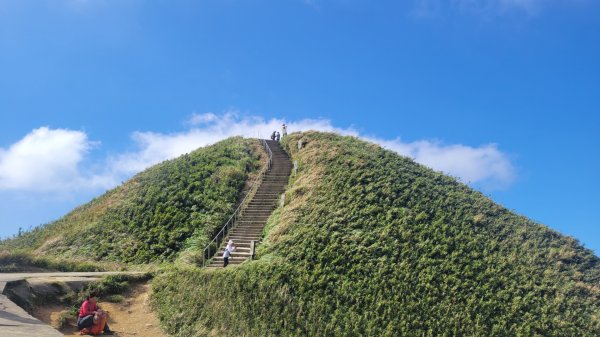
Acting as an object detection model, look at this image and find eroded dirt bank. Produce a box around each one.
[34,283,167,337]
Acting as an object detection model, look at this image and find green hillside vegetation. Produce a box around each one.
[0,137,261,264]
[153,132,600,337]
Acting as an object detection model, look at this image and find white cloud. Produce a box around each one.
[371,137,515,188]
[108,112,514,189]
[188,112,219,126]
[0,127,94,191]
[0,114,516,194]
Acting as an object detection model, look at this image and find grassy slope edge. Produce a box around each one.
[153,131,599,337]
[0,137,261,265]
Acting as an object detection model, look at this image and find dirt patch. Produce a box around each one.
[33,283,167,337]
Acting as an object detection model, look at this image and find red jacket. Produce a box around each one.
[79,300,98,317]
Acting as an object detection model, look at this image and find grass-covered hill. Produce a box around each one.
[153,131,600,337]
[0,137,262,264]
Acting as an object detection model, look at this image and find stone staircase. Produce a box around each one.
[207,139,292,267]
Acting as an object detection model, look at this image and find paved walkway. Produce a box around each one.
[0,292,64,337]
[0,272,140,337]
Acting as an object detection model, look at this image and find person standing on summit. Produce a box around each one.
[282,123,288,137]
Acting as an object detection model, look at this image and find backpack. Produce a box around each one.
[80,312,107,335]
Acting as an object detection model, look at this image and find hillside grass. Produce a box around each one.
[152,131,600,336]
[0,137,262,265]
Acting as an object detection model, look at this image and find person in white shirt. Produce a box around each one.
[223,240,236,267]
[282,124,288,137]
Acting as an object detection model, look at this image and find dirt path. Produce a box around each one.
[33,283,168,337]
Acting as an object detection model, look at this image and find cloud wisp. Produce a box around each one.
[0,113,516,195]
[412,0,557,18]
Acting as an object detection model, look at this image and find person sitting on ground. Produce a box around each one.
[78,291,112,335]
[223,239,236,267]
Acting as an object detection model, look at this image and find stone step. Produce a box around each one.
[232,229,264,234]
[219,249,252,255]
[227,232,262,238]
[232,222,266,227]
[227,235,261,241]
[229,231,263,236]
[239,217,270,221]
[227,230,263,236]
[246,203,276,207]
[254,192,283,197]
[238,219,264,227]
[236,219,267,223]
[255,189,284,193]
[229,225,265,233]
[218,239,258,244]
[256,189,285,193]
[246,205,275,209]
[230,224,265,229]
[207,257,248,266]
[218,246,252,252]
[244,206,276,209]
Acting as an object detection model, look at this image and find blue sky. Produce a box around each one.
[1,0,598,254]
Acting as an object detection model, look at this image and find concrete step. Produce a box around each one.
[218,246,252,252]
[245,205,276,209]
[231,225,265,230]
[218,239,258,244]
[250,195,279,199]
[227,233,262,238]
[236,221,267,225]
[216,251,253,257]
[244,205,275,213]
[233,225,266,230]
[227,235,261,241]
[238,218,268,222]
[229,226,265,232]
[227,231,263,236]
[256,189,285,193]
[230,230,264,235]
